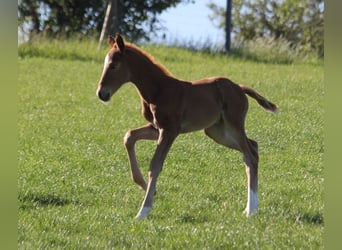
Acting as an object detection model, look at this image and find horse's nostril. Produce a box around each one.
[98,89,110,102]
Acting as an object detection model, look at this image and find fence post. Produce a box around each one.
[225,0,232,52]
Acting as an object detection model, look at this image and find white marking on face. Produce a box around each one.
[103,54,110,71]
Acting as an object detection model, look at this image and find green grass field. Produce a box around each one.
[18,40,323,249]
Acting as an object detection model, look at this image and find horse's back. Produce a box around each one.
[191,76,247,106]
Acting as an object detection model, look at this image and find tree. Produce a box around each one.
[18,0,193,42]
[208,0,324,57]
[18,0,105,39]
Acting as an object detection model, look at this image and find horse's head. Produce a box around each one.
[96,34,130,102]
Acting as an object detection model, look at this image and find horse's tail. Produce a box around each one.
[240,85,278,113]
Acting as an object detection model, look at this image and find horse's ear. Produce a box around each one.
[114,33,125,53]
[108,36,115,47]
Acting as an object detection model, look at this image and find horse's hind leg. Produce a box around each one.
[124,124,159,191]
[243,138,259,216]
[205,121,259,216]
[205,121,242,151]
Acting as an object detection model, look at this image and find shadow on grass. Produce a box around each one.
[19,192,79,209]
[296,211,324,226]
[176,213,209,224]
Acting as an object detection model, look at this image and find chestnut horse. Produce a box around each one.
[96,34,278,219]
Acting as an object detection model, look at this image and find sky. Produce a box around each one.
[151,0,226,46]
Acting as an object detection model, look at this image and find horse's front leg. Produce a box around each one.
[135,128,178,219]
[124,124,159,191]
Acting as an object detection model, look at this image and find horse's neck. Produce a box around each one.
[128,52,170,103]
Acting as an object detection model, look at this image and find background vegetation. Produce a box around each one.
[208,0,324,57]
[18,0,192,42]
[18,39,323,249]
[18,0,323,58]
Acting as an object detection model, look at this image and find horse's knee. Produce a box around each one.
[124,130,135,149]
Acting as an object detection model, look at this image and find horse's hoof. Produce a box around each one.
[243,208,258,217]
[135,207,152,220]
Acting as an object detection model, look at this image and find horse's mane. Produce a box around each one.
[125,42,173,77]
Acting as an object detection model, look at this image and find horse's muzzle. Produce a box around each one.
[97,87,111,102]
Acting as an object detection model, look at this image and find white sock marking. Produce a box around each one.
[135,207,152,220]
[245,188,258,217]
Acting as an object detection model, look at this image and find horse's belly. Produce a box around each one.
[180,106,221,133]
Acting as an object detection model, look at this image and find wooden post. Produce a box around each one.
[225,0,232,52]
[98,1,112,49]
[98,0,119,49]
